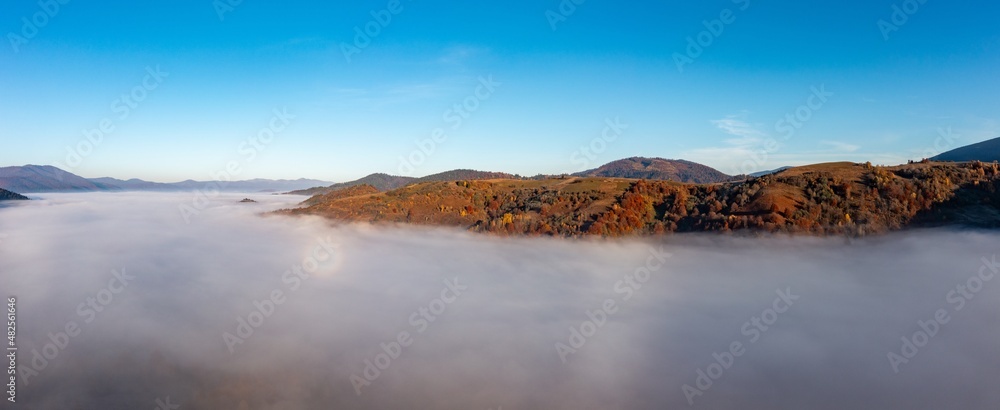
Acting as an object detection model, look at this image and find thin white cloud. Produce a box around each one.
[437,45,489,65]
[820,141,861,152]
[711,113,768,143]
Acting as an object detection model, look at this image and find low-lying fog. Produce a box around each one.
[1,192,999,409]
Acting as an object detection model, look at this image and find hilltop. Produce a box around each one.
[288,169,521,196]
[573,157,732,183]
[279,161,1000,237]
[287,159,731,196]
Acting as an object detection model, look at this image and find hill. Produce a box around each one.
[0,165,114,192]
[0,187,29,201]
[932,136,1000,162]
[418,169,520,183]
[573,157,731,183]
[300,184,381,206]
[288,170,519,196]
[278,161,1000,236]
[288,173,417,195]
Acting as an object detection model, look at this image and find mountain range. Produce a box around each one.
[282,160,1000,237]
[3,136,998,197]
[276,137,1000,237]
[0,165,334,193]
[289,158,729,195]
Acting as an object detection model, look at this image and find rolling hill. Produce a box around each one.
[932,136,1000,162]
[288,170,520,196]
[288,173,417,195]
[289,159,729,197]
[573,157,732,183]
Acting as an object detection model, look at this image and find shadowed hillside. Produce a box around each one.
[280,161,1000,237]
[932,136,1000,162]
[0,187,29,201]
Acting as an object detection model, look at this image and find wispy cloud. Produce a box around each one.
[711,113,768,144]
[328,80,462,108]
[436,45,489,65]
[681,113,771,168]
[820,141,860,152]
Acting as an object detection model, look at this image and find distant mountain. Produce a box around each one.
[750,166,792,177]
[574,157,731,184]
[93,176,334,193]
[0,165,334,193]
[932,137,1000,162]
[88,177,173,191]
[0,165,114,192]
[288,170,519,196]
[0,187,29,201]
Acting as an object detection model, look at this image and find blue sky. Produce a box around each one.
[1,0,998,182]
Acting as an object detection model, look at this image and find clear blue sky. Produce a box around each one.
[1,0,998,182]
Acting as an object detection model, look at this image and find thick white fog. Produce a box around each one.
[1,192,999,409]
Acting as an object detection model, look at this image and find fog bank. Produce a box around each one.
[1,193,999,409]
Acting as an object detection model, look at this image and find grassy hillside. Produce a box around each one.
[299,184,381,206]
[287,170,519,196]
